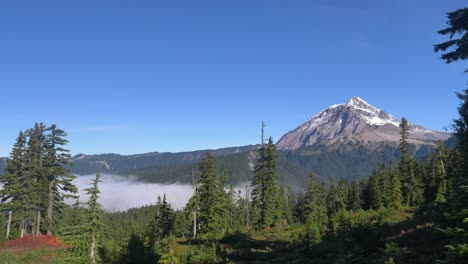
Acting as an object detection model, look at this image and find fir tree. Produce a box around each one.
[251,137,281,229]
[434,7,468,68]
[44,124,78,235]
[326,177,345,217]
[0,131,27,239]
[337,179,349,210]
[84,170,104,264]
[1,123,77,238]
[59,169,104,264]
[347,177,363,211]
[425,143,450,204]
[303,173,327,228]
[276,186,288,226]
[197,153,226,237]
[434,11,468,260]
[399,117,411,205]
[24,123,48,236]
[173,210,190,238]
[284,187,296,225]
[159,194,175,239]
[390,171,402,210]
[399,118,424,206]
[368,173,383,210]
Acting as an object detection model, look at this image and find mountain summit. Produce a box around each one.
[277,96,450,150]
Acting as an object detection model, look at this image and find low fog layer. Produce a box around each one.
[72,174,194,212]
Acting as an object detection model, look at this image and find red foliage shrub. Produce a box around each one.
[6,235,69,251]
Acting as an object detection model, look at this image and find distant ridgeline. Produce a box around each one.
[0,140,444,193]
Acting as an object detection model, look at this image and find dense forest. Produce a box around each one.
[0,6,467,264]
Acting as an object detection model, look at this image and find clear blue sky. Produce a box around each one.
[0,0,466,156]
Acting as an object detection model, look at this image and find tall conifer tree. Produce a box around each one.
[197,153,226,237]
[303,173,327,228]
[45,124,78,235]
[0,131,27,238]
[85,170,104,264]
[251,137,281,229]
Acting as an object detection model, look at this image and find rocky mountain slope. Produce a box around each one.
[277,96,450,150]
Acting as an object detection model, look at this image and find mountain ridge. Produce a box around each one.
[276,96,450,150]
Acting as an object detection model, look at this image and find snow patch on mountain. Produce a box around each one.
[345,96,400,127]
[276,96,450,150]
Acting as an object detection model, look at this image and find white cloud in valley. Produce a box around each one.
[71,174,195,212]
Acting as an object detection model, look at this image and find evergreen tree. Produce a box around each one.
[347,177,363,211]
[84,170,104,264]
[159,194,175,239]
[0,131,27,239]
[276,186,288,226]
[251,137,281,229]
[197,153,226,237]
[1,123,77,238]
[360,178,372,210]
[368,173,383,210]
[399,118,424,206]
[294,192,305,224]
[425,143,450,204]
[326,177,345,217]
[59,200,91,264]
[59,170,104,264]
[236,189,251,228]
[336,179,349,210]
[434,7,468,68]
[439,89,468,261]
[399,117,411,205]
[389,171,403,210]
[24,123,48,236]
[434,10,468,260]
[122,232,146,264]
[219,165,236,232]
[378,165,392,207]
[173,210,190,238]
[284,187,296,225]
[225,184,241,232]
[44,124,78,235]
[304,220,321,249]
[303,173,327,228]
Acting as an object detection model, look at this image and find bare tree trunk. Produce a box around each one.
[230,208,233,227]
[156,203,160,240]
[90,231,96,264]
[192,211,197,239]
[20,220,25,238]
[6,210,12,239]
[440,151,446,174]
[245,187,250,227]
[35,210,41,236]
[47,181,54,236]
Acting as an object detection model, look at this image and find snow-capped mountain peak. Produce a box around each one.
[346,96,376,110]
[276,96,450,150]
[312,96,399,127]
[344,96,400,127]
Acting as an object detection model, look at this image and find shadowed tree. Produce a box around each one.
[434,8,468,68]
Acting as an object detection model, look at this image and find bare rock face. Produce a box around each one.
[277,96,450,150]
